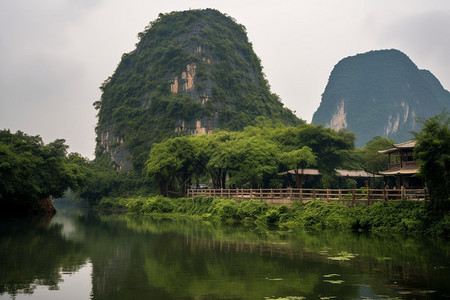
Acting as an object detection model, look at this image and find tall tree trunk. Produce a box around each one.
[294,169,304,188]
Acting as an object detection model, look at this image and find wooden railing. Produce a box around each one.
[187,187,428,206]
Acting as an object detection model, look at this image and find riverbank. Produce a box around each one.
[2,197,57,216]
[97,195,450,237]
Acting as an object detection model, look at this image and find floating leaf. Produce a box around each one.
[376,256,392,261]
[398,291,412,295]
[327,251,357,261]
[264,297,305,300]
[327,256,350,261]
[323,274,341,278]
[324,280,345,284]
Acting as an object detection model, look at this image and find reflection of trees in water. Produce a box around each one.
[195,231,449,299]
[0,215,87,297]
[87,215,450,299]
[1,213,448,299]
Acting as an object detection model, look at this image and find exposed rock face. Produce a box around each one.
[312,49,450,147]
[95,9,299,170]
[329,100,347,131]
[98,125,132,171]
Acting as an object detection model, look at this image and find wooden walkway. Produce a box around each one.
[187,187,428,206]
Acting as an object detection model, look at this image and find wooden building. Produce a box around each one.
[378,140,424,188]
[278,168,378,188]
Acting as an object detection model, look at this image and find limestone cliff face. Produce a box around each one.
[95,9,299,170]
[312,49,450,147]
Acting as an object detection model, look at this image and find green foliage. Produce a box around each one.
[0,130,87,212]
[276,124,355,184]
[145,122,358,195]
[361,136,394,174]
[100,195,449,236]
[356,201,447,235]
[413,111,450,207]
[280,146,316,187]
[146,136,195,196]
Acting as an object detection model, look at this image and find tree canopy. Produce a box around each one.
[0,130,87,212]
[361,136,394,175]
[145,123,356,196]
[413,111,450,207]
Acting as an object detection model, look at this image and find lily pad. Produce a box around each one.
[324,280,345,284]
[264,297,305,300]
[327,256,350,261]
[323,274,341,278]
[376,256,392,261]
[327,251,357,261]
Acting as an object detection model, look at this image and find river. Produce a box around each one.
[0,204,449,299]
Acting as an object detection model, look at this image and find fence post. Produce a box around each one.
[401,186,405,200]
[367,188,370,206]
[313,189,316,200]
[352,189,355,207]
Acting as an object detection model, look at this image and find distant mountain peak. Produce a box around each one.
[312,49,450,147]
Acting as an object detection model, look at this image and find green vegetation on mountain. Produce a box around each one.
[312,49,450,147]
[95,9,300,171]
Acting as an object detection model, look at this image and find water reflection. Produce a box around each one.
[0,209,449,299]
[0,214,88,298]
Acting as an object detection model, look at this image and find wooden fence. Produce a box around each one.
[187,187,428,206]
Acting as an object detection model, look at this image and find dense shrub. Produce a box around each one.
[98,196,449,236]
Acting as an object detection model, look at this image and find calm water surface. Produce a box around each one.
[0,205,449,299]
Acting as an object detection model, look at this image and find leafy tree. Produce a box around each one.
[413,111,450,207]
[74,154,138,205]
[224,135,279,188]
[146,136,195,196]
[0,130,87,213]
[144,122,360,195]
[202,131,237,189]
[281,146,316,188]
[362,136,394,175]
[276,124,354,187]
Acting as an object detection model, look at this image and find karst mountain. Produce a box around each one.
[94,9,300,170]
[312,49,450,147]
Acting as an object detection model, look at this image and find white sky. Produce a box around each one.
[1,0,449,158]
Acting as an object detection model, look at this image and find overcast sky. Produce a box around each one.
[1,0,449,158]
